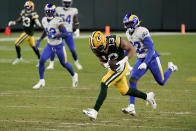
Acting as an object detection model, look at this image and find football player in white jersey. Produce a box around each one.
[33,4,78,89]
[122,13,178,115]
[44,0,83,70]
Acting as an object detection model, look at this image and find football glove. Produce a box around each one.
[8,21,16,26]
[138,62,147,70]
[48,32,56,39]
[74,29,80,37]
[35,40,41,49]
[116,56,128,72]
[103,62,109,68]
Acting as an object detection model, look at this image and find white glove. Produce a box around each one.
[74,29,80,37]
[8,21,16,26]
[138,62,147,70]
[116,56,128,72]
[103,62,110,68]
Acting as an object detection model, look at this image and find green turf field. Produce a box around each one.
[0,32,195,131]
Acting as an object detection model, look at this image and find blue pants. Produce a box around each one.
[129,54,172,104]
[39,42,74,79]
[50,33,78,61]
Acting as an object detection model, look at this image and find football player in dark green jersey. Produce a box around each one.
[8,1,41,66]
[83,31,157,120]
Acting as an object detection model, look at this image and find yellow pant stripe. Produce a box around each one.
[15,33,28,46]
[63,46,68,63]
[156,57,164,81]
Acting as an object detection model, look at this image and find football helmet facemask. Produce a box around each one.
[89,31,107,53]
[44,4,56,20]
[123,13,140,32]
[62,0,72,9]
[24,1,34,13]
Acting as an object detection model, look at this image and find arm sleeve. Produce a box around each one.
[143,36,155,65]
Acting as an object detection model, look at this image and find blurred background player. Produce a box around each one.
[122,13,178,116]
[8,1,41,65]
[40,0,83,70]
[83,31,157,120]
[33,4,78,89]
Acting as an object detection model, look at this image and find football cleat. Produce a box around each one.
[146,92,157,110]
[33,79,45,89]
[46,61,54,70]
[72,73,78,88]
[83,108,98,120]
[74,60,83,70]
[168,62,178,72]
[122,104,136,116]
[12,58,23,65]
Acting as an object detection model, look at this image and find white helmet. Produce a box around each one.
[62,0,72,9]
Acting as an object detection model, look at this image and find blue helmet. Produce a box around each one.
[44,4,56,20]
[123,13,140,30]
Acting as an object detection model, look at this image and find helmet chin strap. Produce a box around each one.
[47,16,54,20]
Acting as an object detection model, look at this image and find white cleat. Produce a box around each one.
[122,104,136,116]
[83,108,98,120]
[72,73,78,88]
[46,61,54,70]
[74,60,83,70]
[168,62,178,72]
[12,58,23,65]
[146,92,157,110]
[33,79,45,89]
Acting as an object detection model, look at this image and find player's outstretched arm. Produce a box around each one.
[35,30,47,49]
[8,16,22,26]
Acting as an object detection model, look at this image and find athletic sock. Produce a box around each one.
[32,47,40,59]
[126,88,147,100]
[94,83,108,112]
[15,46,21,58]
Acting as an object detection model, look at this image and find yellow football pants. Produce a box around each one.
[15,32,35,47]
[101,62,129,95]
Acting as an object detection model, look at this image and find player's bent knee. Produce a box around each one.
[101,82,108,88]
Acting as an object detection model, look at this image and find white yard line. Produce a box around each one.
[0,32,196,42]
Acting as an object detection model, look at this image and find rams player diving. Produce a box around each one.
[8,1,41,65]
[33,4,78,89]
[83,31,157,120]
[38,0,83,70]
[122,13,178,116]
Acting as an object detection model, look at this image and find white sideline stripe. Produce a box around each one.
[0,119,193,130]
[1,32,196,42]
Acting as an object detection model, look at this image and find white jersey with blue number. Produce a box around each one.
[126,26,153,58]
[56,7,78,32]
[42,17,64,46]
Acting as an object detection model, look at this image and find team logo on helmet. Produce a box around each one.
[89,31,107,52]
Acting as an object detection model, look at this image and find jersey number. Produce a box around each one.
[133,42,145,54]
[45,28,56,34]
[22,17,31,27]
[60,14,71,24]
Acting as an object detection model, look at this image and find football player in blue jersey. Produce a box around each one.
[33,4,78,89]
[122,13,178,115]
